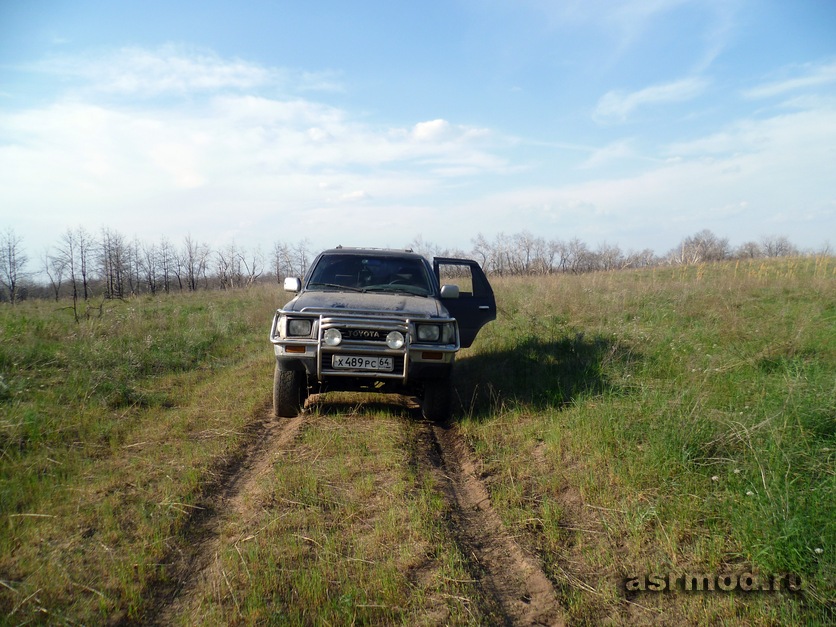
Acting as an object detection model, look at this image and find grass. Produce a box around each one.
[0,287,282,622]
[183,411,496,625]
[0,257,833,625]
[455,257,834,624]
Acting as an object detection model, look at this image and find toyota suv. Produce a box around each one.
[269,247,496,421]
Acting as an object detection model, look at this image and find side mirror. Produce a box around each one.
[440,284,459,299]
[284,277,301,293]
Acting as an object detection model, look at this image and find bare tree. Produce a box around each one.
[100,227,127,299]
[241,246,264,286]
[736,241,763,258]
[272,241,294,283]
[0,228,29,304]
[76,226,93,300]
[470,234,490,269]
[595,242,624,271]
[180,235,209,291]
[510,231,537,274]
[56,228,80,319]
[158,236,174,293]
[489,232,512,276]
[567,238,591,273]
[126,237,142,295]
[551,239,570,273]
[668,229,730,265]
[624,248,657,269]
[761,235,798,258]
[408,235,443,260]
[530,237,556,274]
[42,247,67,301]
[216,242,237,290]
[293,239,311,277]
[139,241,159,294]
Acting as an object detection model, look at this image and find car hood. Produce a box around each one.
[284,290,446,318]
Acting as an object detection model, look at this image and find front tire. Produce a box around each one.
[274,365,306,418]
[421,378,452,423]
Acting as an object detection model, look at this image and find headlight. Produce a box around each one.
[287,318,313,336]
[386,331,405,349]
[324,328,342,346]
[417,324,440,342]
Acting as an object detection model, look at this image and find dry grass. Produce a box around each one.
[455,258,834,624]
[1,260,833,625]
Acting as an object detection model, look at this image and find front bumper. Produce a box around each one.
[270,309,459,384]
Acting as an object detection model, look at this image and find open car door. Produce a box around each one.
[433,257,497,348]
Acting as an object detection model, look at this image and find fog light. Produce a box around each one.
[324,328,342,346]
[386,331,405,349]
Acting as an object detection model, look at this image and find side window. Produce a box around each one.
[434,261,493,298]
[436,262,472,296]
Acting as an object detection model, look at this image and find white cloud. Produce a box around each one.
[742,60,836,99]
[411,119,451,141]
[578,139,635,169]
[0,48,512,254]
[3,43,833,258]
[29,45,272,95]
[594,77,710,122]
[458,104,836,249]
[339,190,370,202]
[531,0,737,73]
[25,45,342,97]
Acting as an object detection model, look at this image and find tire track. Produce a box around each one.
[417,421,566,627]
[135,412,305,625]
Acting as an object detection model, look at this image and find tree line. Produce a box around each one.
[0,225,827,309]
[411,229,818,276]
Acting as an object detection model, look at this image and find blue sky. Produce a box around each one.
[1,0,835,258]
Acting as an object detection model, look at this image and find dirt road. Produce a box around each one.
[134,403,565,626]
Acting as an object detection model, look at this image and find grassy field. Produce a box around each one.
[1,257,833,625]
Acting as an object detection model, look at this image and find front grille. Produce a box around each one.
[316,314,410,381]
[319,315,409,340]
[338,328,388,342]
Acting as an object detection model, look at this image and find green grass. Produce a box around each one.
[0,287,283,622]
[184,413,495,625]
[1,258,833,625]
[455,258,834,624]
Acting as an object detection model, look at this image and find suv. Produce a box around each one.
[269,247,496,421]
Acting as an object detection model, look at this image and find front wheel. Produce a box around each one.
[421,378,452,423]
[273,366,306,418]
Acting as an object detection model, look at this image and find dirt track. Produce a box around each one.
[138,413,306,625]
[419,421,565,626]
[139,406,565,626]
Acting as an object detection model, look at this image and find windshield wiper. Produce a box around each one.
[307,282,364,292]
[363,285,430,297]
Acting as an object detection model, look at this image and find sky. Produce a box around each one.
[1,0,835,261]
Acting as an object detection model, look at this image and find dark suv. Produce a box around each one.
[269,247,496,420]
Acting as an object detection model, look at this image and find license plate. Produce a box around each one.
[332,355,394,371]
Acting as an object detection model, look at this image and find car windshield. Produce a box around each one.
[307,254,433,296]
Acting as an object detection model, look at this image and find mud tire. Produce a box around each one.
[273,366,305,418]
[421,378,452,423]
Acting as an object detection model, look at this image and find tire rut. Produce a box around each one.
[135,412,305,625]
[417,421,566,627]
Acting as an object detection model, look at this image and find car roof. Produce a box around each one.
[320,247,424,259]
